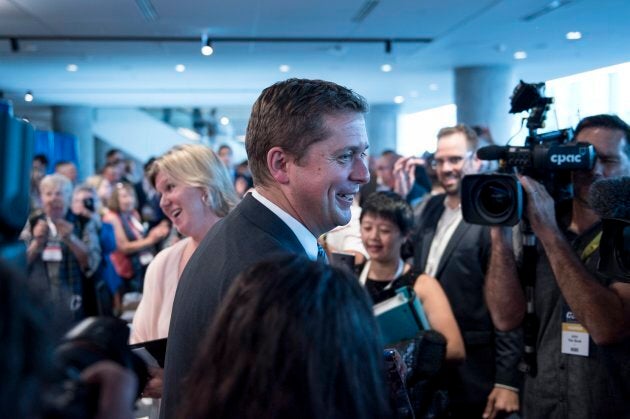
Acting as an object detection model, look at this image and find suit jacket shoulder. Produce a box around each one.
[161,194,306,418]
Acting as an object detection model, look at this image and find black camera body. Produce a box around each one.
[42,317,149,419]
[461,81,596,226]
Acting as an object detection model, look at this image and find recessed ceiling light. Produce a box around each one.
[279,64,290,73]
[220,116,230,126]
[380,64,393,73]
[428,83,439,91]
[175,64,186,72]
[513,51,527,60]
[201,44,214,56]
[66,64,78,72]
[393,96,405,104]
[566,31,582,40]
[24,91,34,102]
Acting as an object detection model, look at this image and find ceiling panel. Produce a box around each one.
[0,0,627,110]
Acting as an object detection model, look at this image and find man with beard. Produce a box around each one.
[486,114,630,418]
[412,125,522,419]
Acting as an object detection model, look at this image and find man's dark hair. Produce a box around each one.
[105,148,123,162]
[437,124,479,152]
[360,191,414,236]
[33,154,48,166]
[218,144,232,154]
[180,254,390,419]
[574,114,630,156]
[245,78,368,186]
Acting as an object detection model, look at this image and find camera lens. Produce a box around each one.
[477,180,513,218]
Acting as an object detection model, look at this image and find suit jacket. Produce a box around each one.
[160,194,307,418]
[413,194,522,408]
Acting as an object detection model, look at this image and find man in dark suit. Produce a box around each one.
[160,78,370,418]
[412,125,522,419]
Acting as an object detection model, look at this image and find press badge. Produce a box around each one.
[561,303,590,357]
[42,242,63,262]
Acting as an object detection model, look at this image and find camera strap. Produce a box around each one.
[580,231,601,261]
[518,222,539,377]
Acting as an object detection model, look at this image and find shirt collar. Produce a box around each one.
[251,190,318,260]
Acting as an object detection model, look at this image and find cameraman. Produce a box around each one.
[486,114,630,418]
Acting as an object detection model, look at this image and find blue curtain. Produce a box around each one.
[34,130,80,174]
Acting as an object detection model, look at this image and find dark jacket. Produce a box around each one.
[413,194,522,410]
[160,194,307,418]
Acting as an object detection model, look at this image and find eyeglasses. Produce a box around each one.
[430,156,466,169]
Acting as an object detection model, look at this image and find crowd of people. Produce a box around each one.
[4,78,629,419]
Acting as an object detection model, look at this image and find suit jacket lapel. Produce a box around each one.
[435,220,471,277]
[416,195,445,271]
[418,228,436,272]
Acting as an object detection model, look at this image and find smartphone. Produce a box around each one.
[330,252,355,271]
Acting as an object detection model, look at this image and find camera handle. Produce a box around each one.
[518,219,539,377]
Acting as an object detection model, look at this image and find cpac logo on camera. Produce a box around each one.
[550,154,583,165]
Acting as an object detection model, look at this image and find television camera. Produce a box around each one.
[461,80,596,226]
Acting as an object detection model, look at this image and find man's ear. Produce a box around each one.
[267,146,290,184]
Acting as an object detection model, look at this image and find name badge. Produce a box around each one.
[42,244,63,262]
[561,303,589,357]
[139,251,154,266]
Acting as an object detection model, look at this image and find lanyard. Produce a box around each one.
[359,258,404,288]
[46,216,58,237]
[580,231,602,262]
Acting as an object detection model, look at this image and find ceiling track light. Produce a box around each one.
[10,38,19,53]
[24,90,34,102]
[385,39,392,54]
[201,33,214,56]
[0,35,432,49]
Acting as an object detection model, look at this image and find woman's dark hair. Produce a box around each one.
[360,191,414,236]
[179,255,391,419]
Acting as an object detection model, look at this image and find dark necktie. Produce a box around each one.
[317,244,329,264]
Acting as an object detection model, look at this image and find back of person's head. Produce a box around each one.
[360,191,414,236]
[0,260,51,418]
[148,144,239,217]
[180,255,390,419]
[246,78,369,187]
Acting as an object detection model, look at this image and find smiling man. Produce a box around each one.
[412,125,522,419]
[160,79,370,418]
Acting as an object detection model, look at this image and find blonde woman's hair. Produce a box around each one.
[149,144,238,217]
